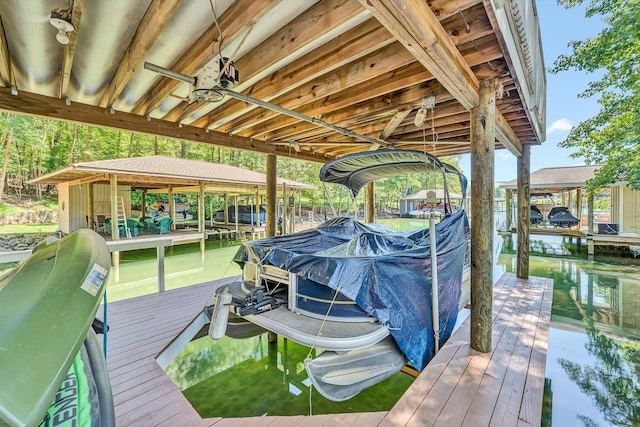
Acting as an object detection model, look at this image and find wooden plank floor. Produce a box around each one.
[98,272,552,427]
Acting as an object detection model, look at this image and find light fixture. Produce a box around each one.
[414,95,436,127]
[50,9,74,45]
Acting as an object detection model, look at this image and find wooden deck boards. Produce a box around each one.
[98,272,552,426]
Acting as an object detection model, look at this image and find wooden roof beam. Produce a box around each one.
[233,37,502,141]
[496,109,522,156]
[166,0,370,124]
[217,43,416,135]
[231,61,434,139]
[132,0,276,115]
[67,173,109,187]
[99,0,183,109]
[0,17,13,88]
[192,3,487,129]
[266,93,463,144]
[360,0,479,110]
[361,0,523,156]
[59,0,83,99]
[0,87,327,163]
[178,18,393,126]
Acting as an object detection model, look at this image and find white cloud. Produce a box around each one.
[497,150,514,160]
[547,118,573,134]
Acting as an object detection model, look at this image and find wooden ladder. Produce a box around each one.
[117,197,131,238]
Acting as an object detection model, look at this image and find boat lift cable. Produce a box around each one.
[420,101,441,353]
[304,287,343,416]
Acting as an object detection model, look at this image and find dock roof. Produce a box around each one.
[30,155,314,194]
[499,164,601,193]
[0,0,545,162]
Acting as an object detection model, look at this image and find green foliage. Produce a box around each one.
[0,204,20,214]
[550,0,640,192]
[32,199,57,211]
[0,109,467,212]
[0,223,58,234]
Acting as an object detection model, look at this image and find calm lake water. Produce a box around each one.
[106,218,640,424]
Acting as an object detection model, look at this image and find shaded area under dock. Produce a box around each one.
[98,272,552,426]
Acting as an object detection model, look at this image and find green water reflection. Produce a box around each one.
[105,239,242,302]
[165,334,413,417]
[498,235,640,426]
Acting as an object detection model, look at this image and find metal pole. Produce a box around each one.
[429,210,439,352]
[144,61,395,149]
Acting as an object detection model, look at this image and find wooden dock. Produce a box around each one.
[99,272,552,426]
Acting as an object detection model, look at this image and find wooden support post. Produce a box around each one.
[517,145,531,279]
[470,80,496,353]
[266,154,277,237]
[223,194,229,224]
[198,181,205,259]
[289,191,295,234]
[158,245,165,292]
[87,183,94,230]
[568,190,574,214]
[198,181,205,233]
[141,190,146,217]
[168,185,174,230]
[282,182,287,235]
[576,188,583,226]
[505,189,512,230]
[587,192,594,235]
[110,174,119,240]
[366,181,375,223]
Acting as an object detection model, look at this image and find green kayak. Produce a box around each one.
[0,229,111,427]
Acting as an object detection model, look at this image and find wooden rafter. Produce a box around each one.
[361,0,523,156]
[0,17,12,88]
[170,18,393,125]
[229,35,501,142]
[59,0,83,99]
[99,0,183,109]
[361,0,479,110]
[217,43,416,135]
[0,87,326,163]
[165,0,368,124]
[132,0,276,115]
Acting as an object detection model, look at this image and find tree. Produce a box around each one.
[550,0,640,191]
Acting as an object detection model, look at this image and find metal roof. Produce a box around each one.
[0,0,546,163]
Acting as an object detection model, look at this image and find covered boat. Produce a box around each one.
[0,229,114,427]
[531,205,544,225]
[209,150,469,401]
[548,206,580,228]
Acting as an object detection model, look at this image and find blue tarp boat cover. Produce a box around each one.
[233,209,469,371]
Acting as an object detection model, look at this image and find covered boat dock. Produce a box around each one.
[98,272,552,426]
[500,165,640,255]
[0,0,550,424]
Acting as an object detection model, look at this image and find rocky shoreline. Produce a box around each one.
[0,233,54,252]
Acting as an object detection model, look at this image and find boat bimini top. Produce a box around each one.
[319,149,467,217]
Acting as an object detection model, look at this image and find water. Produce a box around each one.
[108,219,640,424]
[165,335,413,417]
[499,234,640,426]
[105,239,242,302]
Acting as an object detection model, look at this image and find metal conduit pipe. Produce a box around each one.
[144,62,395,150]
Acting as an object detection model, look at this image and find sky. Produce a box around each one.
[458,1,606,184]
